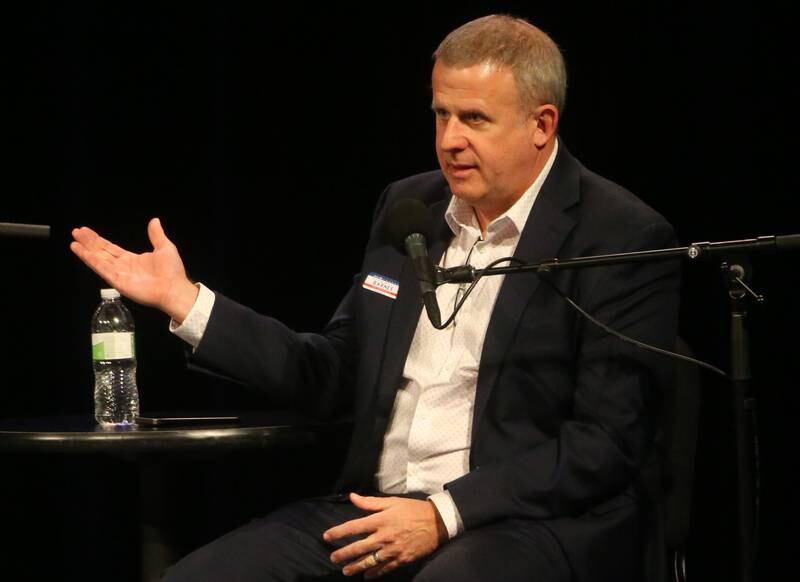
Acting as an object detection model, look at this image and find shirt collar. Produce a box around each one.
[445,139,559,240]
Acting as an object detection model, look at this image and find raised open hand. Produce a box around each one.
[70,218,198,322]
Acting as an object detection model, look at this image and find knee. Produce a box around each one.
[159,518,282,582]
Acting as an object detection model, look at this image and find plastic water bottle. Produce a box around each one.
[91,288,139,426]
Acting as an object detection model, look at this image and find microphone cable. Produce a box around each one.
[440,255,728,378]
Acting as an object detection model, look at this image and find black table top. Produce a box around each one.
[0,412,331,455]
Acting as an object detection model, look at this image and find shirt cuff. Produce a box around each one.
[428,491,464,540]
[169,283,216,349]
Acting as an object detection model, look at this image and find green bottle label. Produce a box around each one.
[91,332,135,360]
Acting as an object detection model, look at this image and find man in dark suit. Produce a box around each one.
[71,14,679,582]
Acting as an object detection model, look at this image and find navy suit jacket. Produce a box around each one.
[191,143,680,581]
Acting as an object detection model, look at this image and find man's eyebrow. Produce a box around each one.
[430,103,488,117]
[459,108,488,118]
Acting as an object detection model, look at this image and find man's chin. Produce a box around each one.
[443,174,478,197]
[448,187,485,204]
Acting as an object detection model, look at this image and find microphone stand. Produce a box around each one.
[437,233,796,582]
[725,261,761,582]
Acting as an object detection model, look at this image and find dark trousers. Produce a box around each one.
[161,495,571,582]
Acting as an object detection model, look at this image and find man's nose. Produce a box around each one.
[439,119,468,151]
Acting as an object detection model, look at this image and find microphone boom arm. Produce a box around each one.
[436,234,799,284]
[0,222,51,239]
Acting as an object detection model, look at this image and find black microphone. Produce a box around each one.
[385,198,442,328]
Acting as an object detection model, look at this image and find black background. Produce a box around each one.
[1,2,797,580]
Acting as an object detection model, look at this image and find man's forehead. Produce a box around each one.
[431,61,520,107]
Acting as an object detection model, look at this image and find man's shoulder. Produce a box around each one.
[382,170,449,206]
[363,170,449,239]
[545,145,676,253]
[583,168,668,226]
[562,151,673,233]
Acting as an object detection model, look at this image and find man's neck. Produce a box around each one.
[472,139,557,235]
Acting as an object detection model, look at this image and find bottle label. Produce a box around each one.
[92,332,135,360]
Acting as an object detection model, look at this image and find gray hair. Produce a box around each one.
[433,15,567,115]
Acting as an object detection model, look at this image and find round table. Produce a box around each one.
[0,412,319,454]
[0,412,341,581]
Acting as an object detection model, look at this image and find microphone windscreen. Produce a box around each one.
[383,198,432,254]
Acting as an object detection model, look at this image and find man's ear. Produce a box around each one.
[530,104,559,147]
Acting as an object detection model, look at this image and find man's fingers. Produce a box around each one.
[325,493,392,546]
[330,534,384,565]
[342,550,394,577]
[71,227,102,254]
[323,514,377,542]
[363,547,398,579]
[71,226,98,245]
[349,492,392,512]
[72,227,128,258]
[69,240,87,260]
[99,240,126,258]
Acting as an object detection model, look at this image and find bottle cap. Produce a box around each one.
[100,288,121,300]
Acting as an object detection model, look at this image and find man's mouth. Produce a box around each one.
[448,162,477,178]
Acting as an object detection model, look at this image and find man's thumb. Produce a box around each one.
[147,217,171,249]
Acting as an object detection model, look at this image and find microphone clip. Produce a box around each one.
[436,265,477,286]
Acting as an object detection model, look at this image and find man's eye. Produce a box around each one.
[464,113,486,124]
[434,109,450,120]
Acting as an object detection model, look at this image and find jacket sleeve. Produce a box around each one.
[185,185,395,419]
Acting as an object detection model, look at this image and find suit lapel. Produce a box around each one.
[471,145,581,434]
[372,195,452,419]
